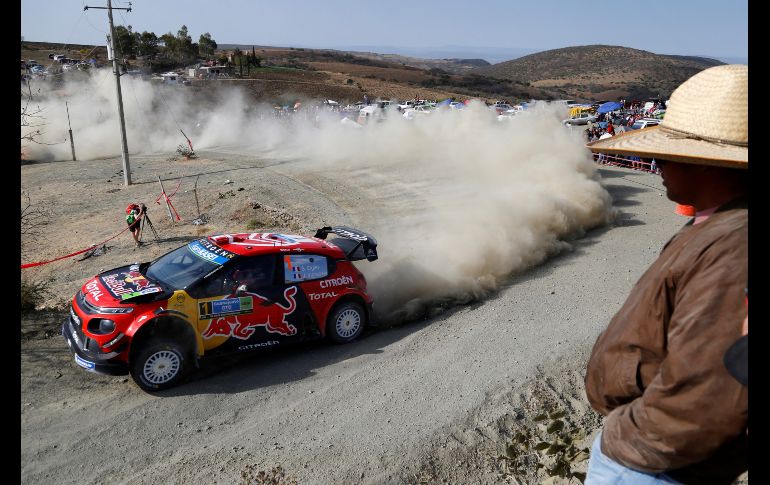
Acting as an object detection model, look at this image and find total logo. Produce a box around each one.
[319,275,353,289]
[308,292,337,301]
[85,280,104,302]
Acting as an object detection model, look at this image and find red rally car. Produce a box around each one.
[62,226,378,392]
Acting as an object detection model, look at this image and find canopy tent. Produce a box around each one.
[437,98,452,107]
[597,101,623,114]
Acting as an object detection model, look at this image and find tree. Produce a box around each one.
[233,47,243,77]
[113,25,137,59]
[159,32,177,58]
[135,31,159,58]
[198,32,217,58]
[21,80,47,147]
[248,45,262,67]
[159,25,198,65]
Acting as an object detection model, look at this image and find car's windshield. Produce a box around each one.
[630,121,645,130]
[146,240,232,289]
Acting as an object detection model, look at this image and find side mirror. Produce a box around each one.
[236,284,247,296]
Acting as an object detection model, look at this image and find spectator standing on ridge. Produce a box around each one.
[583,65,748,484]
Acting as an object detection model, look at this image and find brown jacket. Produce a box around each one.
[585,199,748,484]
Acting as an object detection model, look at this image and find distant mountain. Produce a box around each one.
[339,51,490,75]
[475,45,725,101]
[326,45,542,64]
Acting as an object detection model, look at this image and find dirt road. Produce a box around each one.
[21,147,685,484]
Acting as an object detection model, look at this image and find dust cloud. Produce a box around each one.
[21,73,615,321]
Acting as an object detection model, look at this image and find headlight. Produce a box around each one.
[87,319,116,335]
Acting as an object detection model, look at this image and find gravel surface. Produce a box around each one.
[21,148,706,484]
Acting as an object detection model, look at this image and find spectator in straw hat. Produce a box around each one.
[583,64,748,484]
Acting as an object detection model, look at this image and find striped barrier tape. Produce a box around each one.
[21,224,132,269]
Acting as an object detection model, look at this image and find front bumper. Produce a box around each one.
[61,316,128,376]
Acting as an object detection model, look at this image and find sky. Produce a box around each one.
[21,0,748,64]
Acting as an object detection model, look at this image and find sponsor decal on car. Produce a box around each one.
[237,340,280,351]
[332,228,368,241]
[75,354,95,370]
[85,279,104,302]
[189,239,235,265]
[68,320,82,348]
[284,255,328,282]
[101,270,160,299]
[70,306,81,326]
[308,292,337,300]
[319,275,353,289]
[202,287,299,339]
[198,297,254,320]
[120,287,163,300]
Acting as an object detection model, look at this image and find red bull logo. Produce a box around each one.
[101,270,157,298]
[202,287,298,340]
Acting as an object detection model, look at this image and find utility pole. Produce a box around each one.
[66,101,76,161]
[84,1,132,185]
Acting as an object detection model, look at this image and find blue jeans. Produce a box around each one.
[585,431,682,484]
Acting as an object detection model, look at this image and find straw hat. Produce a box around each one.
[587,64,747,168]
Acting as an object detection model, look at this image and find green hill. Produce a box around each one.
[475,44,725,101]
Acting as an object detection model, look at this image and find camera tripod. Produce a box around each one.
[139,210,160,243]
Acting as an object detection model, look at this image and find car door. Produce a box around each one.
[191,255,301,354]
[282,253,337,332]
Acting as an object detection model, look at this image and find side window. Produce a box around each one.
[189,255,277,298]
[195,267,231,298]
[231,255,277,290]
[283,254,329,283]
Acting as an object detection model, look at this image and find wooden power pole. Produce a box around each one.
[84,0,133,185]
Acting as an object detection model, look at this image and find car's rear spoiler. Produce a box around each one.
[314,226,378,262]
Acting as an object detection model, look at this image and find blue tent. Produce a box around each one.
[437,98,452,107]
[597,101,622,114]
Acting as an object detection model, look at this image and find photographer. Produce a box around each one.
[125,203,146,247]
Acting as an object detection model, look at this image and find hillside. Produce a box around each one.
[22,41,729,105]
[475,44,725,101]
[220,44,490,74]
[21,41,560,105]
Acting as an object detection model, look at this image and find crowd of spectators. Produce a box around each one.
[584,99,667,143]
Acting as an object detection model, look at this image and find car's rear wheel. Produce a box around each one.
[130,339,189,392]
[326,302,366,344]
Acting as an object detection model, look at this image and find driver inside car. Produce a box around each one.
[232,267,271,291]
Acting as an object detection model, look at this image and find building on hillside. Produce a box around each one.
[188,65,233,79]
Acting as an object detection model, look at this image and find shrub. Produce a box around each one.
[176,144,195,159]
[21,279,54,313]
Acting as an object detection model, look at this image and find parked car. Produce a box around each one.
[62,226,379,392]
[490,103,514,114]
[628,118,661,130]
[403,104,434,119]
[563,112,598,125]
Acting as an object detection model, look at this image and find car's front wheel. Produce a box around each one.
[327,301,366,344]
[130,340,189,392]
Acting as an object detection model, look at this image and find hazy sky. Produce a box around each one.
[21,0,748,62]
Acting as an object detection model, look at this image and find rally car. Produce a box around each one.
[62,226,378,392]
